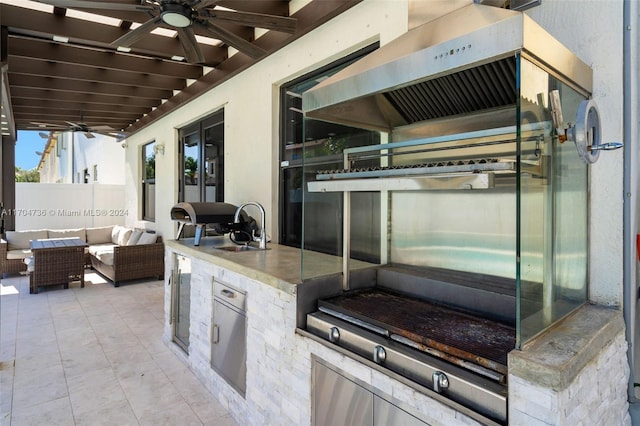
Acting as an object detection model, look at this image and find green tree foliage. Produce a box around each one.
[146,152,156,179]
[15,167,40,183]
[185,156,198,184]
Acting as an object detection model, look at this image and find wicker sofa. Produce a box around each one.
[1,225,164,287]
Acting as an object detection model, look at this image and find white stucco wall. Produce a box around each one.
[122,0,409,239]
[123,0,632,309]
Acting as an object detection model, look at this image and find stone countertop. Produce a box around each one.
[508,303,624,391]
[165,237,350,295]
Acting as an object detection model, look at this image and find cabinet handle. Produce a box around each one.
[221,289,235,298]
[212,324,219,343]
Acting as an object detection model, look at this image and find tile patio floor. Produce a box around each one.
[0,272,237,426]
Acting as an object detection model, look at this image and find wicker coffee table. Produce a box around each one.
[29,237,87,294]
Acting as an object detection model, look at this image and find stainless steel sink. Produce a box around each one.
[216,245,268,252]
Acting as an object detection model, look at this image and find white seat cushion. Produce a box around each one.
[86,226,114,245]
[93,250,115,266]
[88,243,117,256]
[89,243,116,266]
[7,249,32,260]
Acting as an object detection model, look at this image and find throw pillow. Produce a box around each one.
[136,232,158,245]
[117,228,132,246]
[126,230,143,246]
[111,225,124,244]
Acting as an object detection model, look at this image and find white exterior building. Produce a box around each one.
[38,131,125,184]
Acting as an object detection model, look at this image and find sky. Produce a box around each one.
[15,130,47,170]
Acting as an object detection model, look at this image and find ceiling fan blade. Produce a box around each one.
[89,125,117,131]
[110,16,162,48]
[192,0,221,10]
[92,130,128,140]
[195,21,266,59]
[202,9,297,34]
[176,27,206,64]
[32,0,154,12]
[30,121,65,128]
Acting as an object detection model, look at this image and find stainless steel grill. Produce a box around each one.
[299,3,594,425]
[385,57,517,123]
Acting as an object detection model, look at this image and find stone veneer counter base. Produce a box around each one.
[164,239,631,426]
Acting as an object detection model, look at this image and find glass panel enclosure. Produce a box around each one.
[301,55,589,347]
[172,254,191,352]
[518,59,588,345]
[280,43,378,250]
[301,119,382,278]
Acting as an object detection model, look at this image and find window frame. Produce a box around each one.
[142,141,156,222]
[178,109,225,203]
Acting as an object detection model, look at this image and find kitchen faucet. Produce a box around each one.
[234,202,267,249]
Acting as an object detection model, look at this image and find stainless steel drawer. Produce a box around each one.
[213,281,246,311]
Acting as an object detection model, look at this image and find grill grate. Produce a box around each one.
[319,288,516,375]
[385,57,517,123]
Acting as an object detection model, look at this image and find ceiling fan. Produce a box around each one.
[34,0,298,63]
[31,120,127,140]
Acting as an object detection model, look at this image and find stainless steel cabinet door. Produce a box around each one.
[172,254,190,352]
[211,299,246,395]
[374,396,426,426]
[314,361,373,426]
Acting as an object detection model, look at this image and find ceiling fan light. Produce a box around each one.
[161,4,192,28]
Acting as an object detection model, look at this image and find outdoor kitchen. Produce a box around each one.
[162,4,630,425]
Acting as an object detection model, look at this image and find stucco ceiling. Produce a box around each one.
[0,0,361,139]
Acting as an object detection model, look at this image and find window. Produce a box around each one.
[179,110,224,202]
[93,164,98,182]
[142,141,156,221]
[279,44,378,255]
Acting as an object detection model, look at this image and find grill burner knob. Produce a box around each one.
[373,345,387,364]
[433,371,449,393]
[329,327,340,343]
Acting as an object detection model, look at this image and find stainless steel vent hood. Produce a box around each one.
[302,3,592,132]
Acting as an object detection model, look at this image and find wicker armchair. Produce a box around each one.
[90,237,164,287]
[29,245,85,294]
[0,239,28,276]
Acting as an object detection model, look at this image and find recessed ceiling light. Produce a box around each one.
[53,35,69,43]
[117,46,132,53]
[171,55,185,61]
